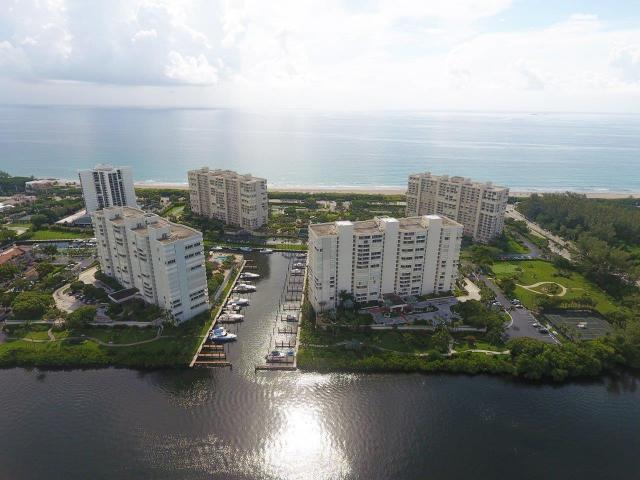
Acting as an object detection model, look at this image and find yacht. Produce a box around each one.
[240,272,260,279]
[229,297,250,307]
[219,313,244,323]
[259,248,274,254]
[210,327,237,342]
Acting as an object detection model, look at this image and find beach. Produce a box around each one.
[133,182,640,199]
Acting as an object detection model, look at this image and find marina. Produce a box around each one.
[255,251,307,371]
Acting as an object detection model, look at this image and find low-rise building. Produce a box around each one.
[188,167,268,230]
[91,206,209,322]
[307,215,463,312]
[25,179,55,192]
[0,246,30,266]
[406,172,509,243]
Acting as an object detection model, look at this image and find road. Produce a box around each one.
[506,204,573,260]
[479,274,559,344]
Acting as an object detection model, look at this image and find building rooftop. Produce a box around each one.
[0,246,27,265]
[309,215,462,236]
[409,172,508,191]
[97,206,201,243]
[190,167,266,183]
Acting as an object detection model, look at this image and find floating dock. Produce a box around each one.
[190,259,247,368]
[256,252,307,371]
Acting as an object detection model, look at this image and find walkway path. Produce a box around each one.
[6,326,165,348]
[457,277,481,302]
[516,281,567,297]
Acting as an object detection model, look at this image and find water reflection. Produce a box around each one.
[264,405,351,480]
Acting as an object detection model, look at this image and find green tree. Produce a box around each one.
[66,305,97,329]
[432,328,452,354]
[30,214,49,230]
[11,291,54,319]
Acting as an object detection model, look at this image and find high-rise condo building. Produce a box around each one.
[92,206,209,322]
[405,173,509,243]
[307,215,463,312]
[78,164,138,213]
[187,167,268,230]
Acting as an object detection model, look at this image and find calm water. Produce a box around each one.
[1,107,640,192]
[1,254,639,479]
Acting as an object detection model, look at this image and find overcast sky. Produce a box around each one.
[1,0,639,111]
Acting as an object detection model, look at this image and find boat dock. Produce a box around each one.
[255,251,307,371]
[190,259,247,368]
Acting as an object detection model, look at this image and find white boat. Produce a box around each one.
[233,284,257,293]
[259,248,274,254]
[219,313,244,323]
[291,269,303,275]
[240,272,260,279]
[266,350,291,363]
[266,349,295,362]
[209,327,237,342]
[239,247,253,252]
[293,262,305,268]
[211,246,224,252]
[229,297,250,306]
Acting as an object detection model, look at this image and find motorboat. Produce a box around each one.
[219,313,244,323]
[293,262,305,268]
[240,272,260,279]
[229,297,250,307]
[209,327,237,342]
[290,269,303,275]
[266,350,290,363]
[259,248,274,254]
[233,284,257,293]
[239,247,253,252]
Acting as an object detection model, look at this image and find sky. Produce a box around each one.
[1,0,640,112]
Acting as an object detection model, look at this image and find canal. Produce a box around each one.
[0,253,638,479]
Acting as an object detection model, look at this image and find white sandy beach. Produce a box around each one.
[133,182,640,199]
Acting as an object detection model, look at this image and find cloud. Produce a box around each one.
[0,1,640,111]
[164,51,218,84]
[611,45,640,83]
[0,0,220,85]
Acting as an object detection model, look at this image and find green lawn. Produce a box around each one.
[30,229,92,240]
[491,260,619,314]
[73,327,158,344]
[163,204,186,218]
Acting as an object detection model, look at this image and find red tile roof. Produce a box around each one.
[0,246,27,265]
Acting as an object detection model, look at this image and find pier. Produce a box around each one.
[190,258,247,368]
[255,251,307,371]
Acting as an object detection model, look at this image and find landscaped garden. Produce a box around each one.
[491,260,619,314]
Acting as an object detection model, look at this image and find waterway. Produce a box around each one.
[0,253,638,479]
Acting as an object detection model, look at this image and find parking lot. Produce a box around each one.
[480,275,559,344]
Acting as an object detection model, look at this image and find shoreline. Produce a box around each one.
[133,182,640,199]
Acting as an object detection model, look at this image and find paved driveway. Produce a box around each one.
[480,275,559,344]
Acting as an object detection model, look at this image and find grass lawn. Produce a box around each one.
[30,229,92,240]
[73,326,158,344]
[491,260,619,314]
[6,223,31,235]
[163,204,185,219]
[503,231,529,254]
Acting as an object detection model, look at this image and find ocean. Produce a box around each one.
[1,106,639,192]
